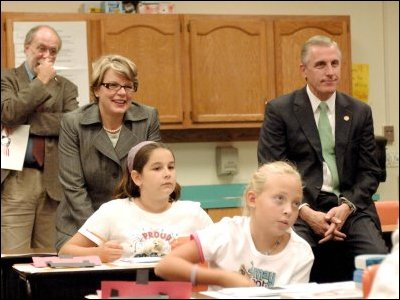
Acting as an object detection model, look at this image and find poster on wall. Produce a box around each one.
[13,21,90,106]
[352,63,369,103]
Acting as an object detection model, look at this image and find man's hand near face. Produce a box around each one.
[35,58,56,84]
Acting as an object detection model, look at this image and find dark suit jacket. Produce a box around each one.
[56,101,161,249]
[1,63,79,201]
[257,86,382,227]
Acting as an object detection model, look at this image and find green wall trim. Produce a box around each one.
[181,184,245,209]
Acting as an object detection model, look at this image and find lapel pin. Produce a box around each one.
[344,116,350,121]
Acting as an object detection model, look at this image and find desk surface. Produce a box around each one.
[13,261,157,275]
[1,248,56,259]
[12,261,160,299]
[1,248,57,300]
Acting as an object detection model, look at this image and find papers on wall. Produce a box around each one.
[13,21,90,106]
[352,64,369,103]
[1,125,30,171]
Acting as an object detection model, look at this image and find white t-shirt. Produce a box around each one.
[193,216,314,289]
[79,198,213,257]
[368,227,399,299]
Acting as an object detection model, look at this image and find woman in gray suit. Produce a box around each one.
[56,54,161,250]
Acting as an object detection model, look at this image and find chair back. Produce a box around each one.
[362,264,380,298]
[374,201,399,227]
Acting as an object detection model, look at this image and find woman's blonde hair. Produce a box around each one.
[90,54,138,102]
[242,161,303,216]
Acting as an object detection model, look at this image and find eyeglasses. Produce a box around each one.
[100,82,135,93]
[36,45,58,57]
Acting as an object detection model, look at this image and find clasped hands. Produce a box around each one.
[307,204,352,244]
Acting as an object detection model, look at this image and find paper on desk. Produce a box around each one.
[1,125,30,171]
[280,281,362,299]
[201,283,319,299]
[112,256,162,266]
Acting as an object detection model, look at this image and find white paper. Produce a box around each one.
[213,283,318,298]
[200,282,361,299]
[113,256,162,265]
[1,125,30,171]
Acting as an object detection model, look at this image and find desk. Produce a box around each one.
[13,262,159,299]
[1,248,56,299]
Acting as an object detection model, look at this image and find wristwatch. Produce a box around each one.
[338,197,357,214]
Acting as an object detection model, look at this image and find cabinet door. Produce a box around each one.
[187,17,274,127]
[101,15,183,126]
[274,16,351,96]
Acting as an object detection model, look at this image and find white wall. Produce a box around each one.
[2,1,398,199]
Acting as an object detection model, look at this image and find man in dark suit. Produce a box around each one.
[257,35,388,282]
[1,25,79,251]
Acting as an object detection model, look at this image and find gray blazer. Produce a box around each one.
[56,101,161,249]
[1,63,79,201]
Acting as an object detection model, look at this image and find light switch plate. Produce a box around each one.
[383,126,394,143]
[216,146,239,176]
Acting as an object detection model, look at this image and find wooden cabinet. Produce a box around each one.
[1,13,351,139]
[273,16,351,96]
[100,14,184,127]
[184,16,275,128]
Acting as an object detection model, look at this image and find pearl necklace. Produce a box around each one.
[103,125,122,134]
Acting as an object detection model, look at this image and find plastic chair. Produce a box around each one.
[362,264,380,298]
[374,201,399,229]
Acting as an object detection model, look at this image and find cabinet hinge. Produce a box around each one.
[187,23,190,32]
